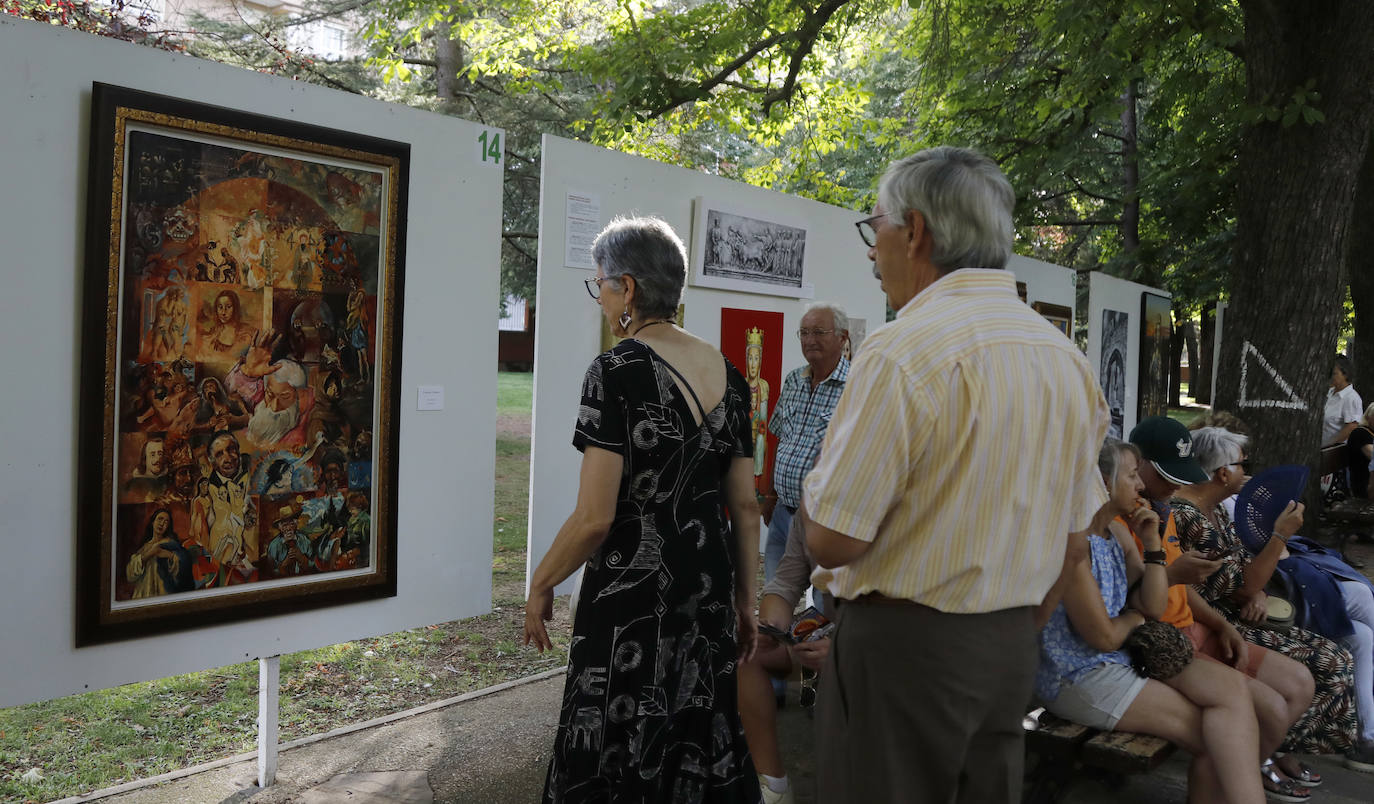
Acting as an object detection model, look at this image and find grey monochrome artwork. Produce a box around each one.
[690,198,812,299]
[1101,309,1129,439]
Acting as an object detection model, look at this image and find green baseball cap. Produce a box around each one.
[1129,416,1209,485]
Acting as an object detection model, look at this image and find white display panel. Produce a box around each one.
[0,18,500,707]
[527,135,888,595]
[1006,254,1077,323]
[1086,272,1172,440]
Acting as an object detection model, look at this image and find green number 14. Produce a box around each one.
[478,130,501,164]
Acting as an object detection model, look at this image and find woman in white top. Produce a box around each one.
[1324,355,1364,447]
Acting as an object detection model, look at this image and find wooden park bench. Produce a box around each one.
[1318,444,1374,567]
[1022,708,1175,804]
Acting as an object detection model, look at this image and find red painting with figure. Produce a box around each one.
[720,308,785,502]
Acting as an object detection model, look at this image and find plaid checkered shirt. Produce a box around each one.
[769,356,850,509]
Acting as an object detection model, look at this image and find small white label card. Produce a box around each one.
[417,385,445,411]
[564,188,601,270]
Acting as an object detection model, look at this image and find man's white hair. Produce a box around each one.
[802,301,848,335]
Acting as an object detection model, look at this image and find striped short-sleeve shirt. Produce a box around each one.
[803,269,1109,612]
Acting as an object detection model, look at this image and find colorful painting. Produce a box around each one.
[77,84,408,645]
[720,309,785,502]
[690,198,812,299]
[1139,292,1173,422]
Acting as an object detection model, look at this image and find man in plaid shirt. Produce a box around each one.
[761,302,850,581]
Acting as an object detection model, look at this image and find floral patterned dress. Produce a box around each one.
[1172,497,1358,754]
[544,339,761,803]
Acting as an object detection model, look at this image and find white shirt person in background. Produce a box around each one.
[1323,354,1363,447]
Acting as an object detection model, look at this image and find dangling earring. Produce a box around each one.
[619,308,632,331]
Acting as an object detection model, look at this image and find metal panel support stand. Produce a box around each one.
[258,655,280,788]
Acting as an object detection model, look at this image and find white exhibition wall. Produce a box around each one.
[0,19,501,707]
[1086,272,1171,439]
[527,135,889,594]
[1006,254,1076,320]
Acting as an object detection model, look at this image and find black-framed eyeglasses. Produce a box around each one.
[855,213,886,247]
[584,276,606,300]
[797,328,836,339]
[1230,460,1252,473]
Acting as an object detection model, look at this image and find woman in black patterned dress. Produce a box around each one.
[524,216,762,803]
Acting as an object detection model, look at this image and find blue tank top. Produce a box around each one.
[1035,533,1132,701]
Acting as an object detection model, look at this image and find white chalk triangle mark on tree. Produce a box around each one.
[1238,340,1308,410]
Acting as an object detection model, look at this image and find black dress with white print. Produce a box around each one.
[543,338,761,804]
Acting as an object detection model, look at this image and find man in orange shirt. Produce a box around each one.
[1128,417,1318,793]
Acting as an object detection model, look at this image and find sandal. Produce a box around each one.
[1261,762,1312,803]
[1273,754,1323,787]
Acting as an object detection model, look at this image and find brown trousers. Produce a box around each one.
[814,599,1037,804]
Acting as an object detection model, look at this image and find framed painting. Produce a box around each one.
[719,308,785,502]
[690,198,813,299]
[77,83,409,645]
[1032,301,1073,338]
[1138,292,1173,421]
[1100,309,1129,439]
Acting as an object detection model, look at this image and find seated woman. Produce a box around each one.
[1037,438,1265,803]
[1173,426,1370,772]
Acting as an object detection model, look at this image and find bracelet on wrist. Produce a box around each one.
[1144,559,1167,567]
[1142,550,1167,564]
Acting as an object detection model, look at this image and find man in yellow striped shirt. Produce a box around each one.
[802,146,1109,803]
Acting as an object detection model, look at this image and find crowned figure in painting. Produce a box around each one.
[746,326,769,497]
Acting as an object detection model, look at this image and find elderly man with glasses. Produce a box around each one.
[759,302,851,582]
[802,146,1110,803]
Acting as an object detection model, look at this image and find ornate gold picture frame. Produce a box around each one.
[78,83,408,645]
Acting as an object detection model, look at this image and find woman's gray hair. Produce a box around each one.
[802,301,848,335]
[1364,402,1374,425]
[1098,437,1142,490]
[1190,427,1249,476]
[877,146,1015,272]
[591,216,687,320]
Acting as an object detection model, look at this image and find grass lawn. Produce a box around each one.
[0,372,551,803]
[497,370,534,417]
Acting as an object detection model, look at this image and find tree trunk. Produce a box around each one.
[434,7,465,112]
[1216,3,1374,513]
[1119,78,1141,276]
[1349,146,1374,407]
[1168,301,1185,407]
[1198,299,1220,404]
[1182,318,1199,401]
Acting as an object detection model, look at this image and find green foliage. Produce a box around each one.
[3,0,182,48]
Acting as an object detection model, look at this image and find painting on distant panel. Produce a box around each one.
[1032,301,1073,338]
[1138,292,1173,421]
[720,309,785,502]
[844,317,867,361]
[1100,309,1129,439]
[77,83,408,645]
[690,198,812,299]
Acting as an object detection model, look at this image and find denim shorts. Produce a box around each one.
[1047,662,1149,730]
